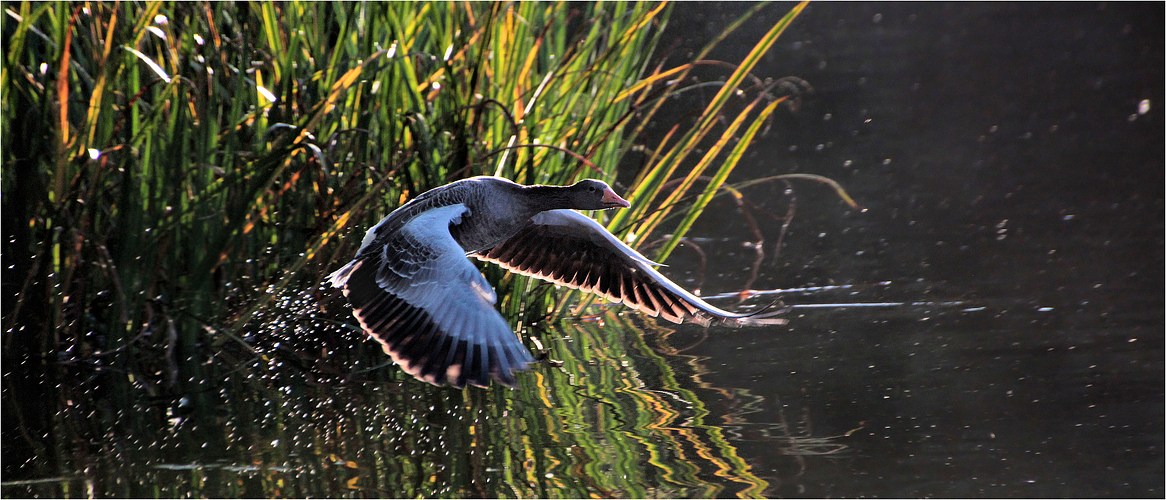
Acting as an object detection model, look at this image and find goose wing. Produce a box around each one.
[475,209,786,326]
[328,204,534,388]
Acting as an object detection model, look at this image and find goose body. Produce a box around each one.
[328,176,784,388]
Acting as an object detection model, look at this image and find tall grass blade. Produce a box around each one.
[607,0,809,248]
[1,4,849,495]
[653,96,788,261]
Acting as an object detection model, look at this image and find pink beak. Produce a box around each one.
[601,188,631,208]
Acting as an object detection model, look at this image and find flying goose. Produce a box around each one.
[328,176,784,388]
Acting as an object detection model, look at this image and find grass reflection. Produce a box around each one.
[5,293,846,498]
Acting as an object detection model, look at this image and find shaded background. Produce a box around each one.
[655,1,1163,496]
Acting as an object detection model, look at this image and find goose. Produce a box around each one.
[327,176,785,388]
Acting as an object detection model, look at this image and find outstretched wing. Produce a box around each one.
[475,209,786,326]
[328,204,534,388]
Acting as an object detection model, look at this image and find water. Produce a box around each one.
[658,2,1164,496]
[5,2,1161,498]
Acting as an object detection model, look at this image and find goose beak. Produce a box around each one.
[601,188,631,208]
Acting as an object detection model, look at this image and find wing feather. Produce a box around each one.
[330,204,535,388]
[475,209,786,326]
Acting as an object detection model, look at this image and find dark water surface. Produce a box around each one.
[661,2,1164,497]
[5,2,1162,498]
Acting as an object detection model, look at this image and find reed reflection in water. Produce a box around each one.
[8,293,843,498]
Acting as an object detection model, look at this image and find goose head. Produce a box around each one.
[564,179,631,210]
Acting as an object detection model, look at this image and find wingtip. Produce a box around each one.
[724,302,790,326]
[732,316,789,326]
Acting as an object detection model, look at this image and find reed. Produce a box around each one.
[2,1,851,494]
[3,1,657,383]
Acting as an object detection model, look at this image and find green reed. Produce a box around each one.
[1,0,835,370]
[2,1,851,496]
[3,1,660,388]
